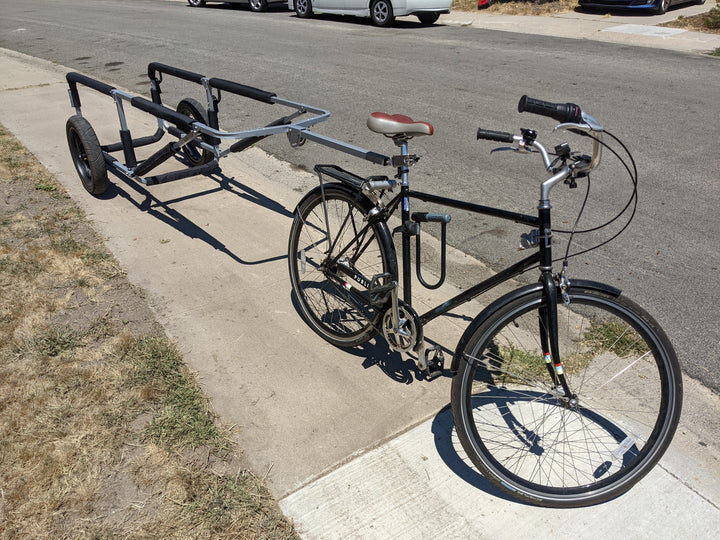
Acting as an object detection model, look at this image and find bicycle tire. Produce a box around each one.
[451,284,682,507]
[288,184,397,348]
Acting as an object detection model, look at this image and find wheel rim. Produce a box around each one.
[373,1,390,24]
[290,191,393,343]
[250,0,263,10]
[457,292,678,502]
[68,129,92,185]
[296,0,308,14]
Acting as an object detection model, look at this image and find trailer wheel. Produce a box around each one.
[176,98,215,166]
[66,115,108,196]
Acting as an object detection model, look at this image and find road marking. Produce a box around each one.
[603,25,686,37]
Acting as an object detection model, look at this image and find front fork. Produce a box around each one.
[538,208,576,404]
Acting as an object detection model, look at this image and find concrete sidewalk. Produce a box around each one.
[439,5,720,54]
[1,37,719,539]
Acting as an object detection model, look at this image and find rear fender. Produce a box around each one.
[293,182,371,215]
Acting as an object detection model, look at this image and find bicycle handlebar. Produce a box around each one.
[476,129,515,143]
[518,95,583,124]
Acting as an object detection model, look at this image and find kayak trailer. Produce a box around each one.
[65,62,390,196]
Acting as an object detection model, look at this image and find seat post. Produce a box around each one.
[396,136,413,304]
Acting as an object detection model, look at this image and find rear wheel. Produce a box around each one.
[66,115,108,196]
[249,0,269,12]
[653,0,671,14]
[371,0,395,27]
[417,13,440,25]
[187,0,206,7]
[176,98,214,166]
[295,0,313,18]
[288,185,397,347]
[451,286,682,507]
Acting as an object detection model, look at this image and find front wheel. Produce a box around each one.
[295,0,313,18]
[371,0,395,27]
[66,115,108,196]
[451,286,682,507]
[186,0,206,7]
[288,184,397,348]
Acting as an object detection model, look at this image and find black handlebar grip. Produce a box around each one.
[147,62,205,84]
[518,95,583,124]
[208,78,276,104]
[477,129,515,143]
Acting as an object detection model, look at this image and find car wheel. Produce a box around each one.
[371,0,395,27]
[417,12,440,25]
[295,0,313,18]
[652,0,671,14]
[249,0,269,11]
[187,0,206,7]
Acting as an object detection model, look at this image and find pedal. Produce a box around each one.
[368,273,395,305]
[424,346,445,381]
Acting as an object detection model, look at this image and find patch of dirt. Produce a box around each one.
[661,11,720,34]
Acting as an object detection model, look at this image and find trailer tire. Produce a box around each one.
[66,115,108,196]
[176,98,215,166]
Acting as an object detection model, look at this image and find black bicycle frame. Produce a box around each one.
[379,184,542,326]
[401,185,569,392]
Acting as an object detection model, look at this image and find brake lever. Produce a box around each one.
[490,146,521,154]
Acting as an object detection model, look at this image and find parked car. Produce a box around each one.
[288,0,453,27]
[186,0,285,12]
[578,0,705,15]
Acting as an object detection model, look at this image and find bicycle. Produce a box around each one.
[287,96,682,507]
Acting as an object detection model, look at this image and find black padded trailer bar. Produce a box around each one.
[130,97,195,132]
[66,72,115,107]
[208,78,276,104]
[147,62,205,85]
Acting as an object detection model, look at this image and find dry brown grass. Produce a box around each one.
[453,0,580,15]
[0,123,296,538]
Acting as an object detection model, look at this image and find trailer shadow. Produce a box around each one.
[102,161,292,266]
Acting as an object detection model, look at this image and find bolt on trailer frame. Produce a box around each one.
[65,62,390,196]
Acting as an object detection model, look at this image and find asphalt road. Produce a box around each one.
[1,0,718,391]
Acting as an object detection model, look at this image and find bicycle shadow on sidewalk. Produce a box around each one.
[99,160,292,266]
[430,406,522,505]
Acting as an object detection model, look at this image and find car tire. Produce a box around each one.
[371,0,395,27]
[417,12,440,25]
[187,0,206,7]
[652,0,671,14]
[295,0,313,18]
[249,0,269,11]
